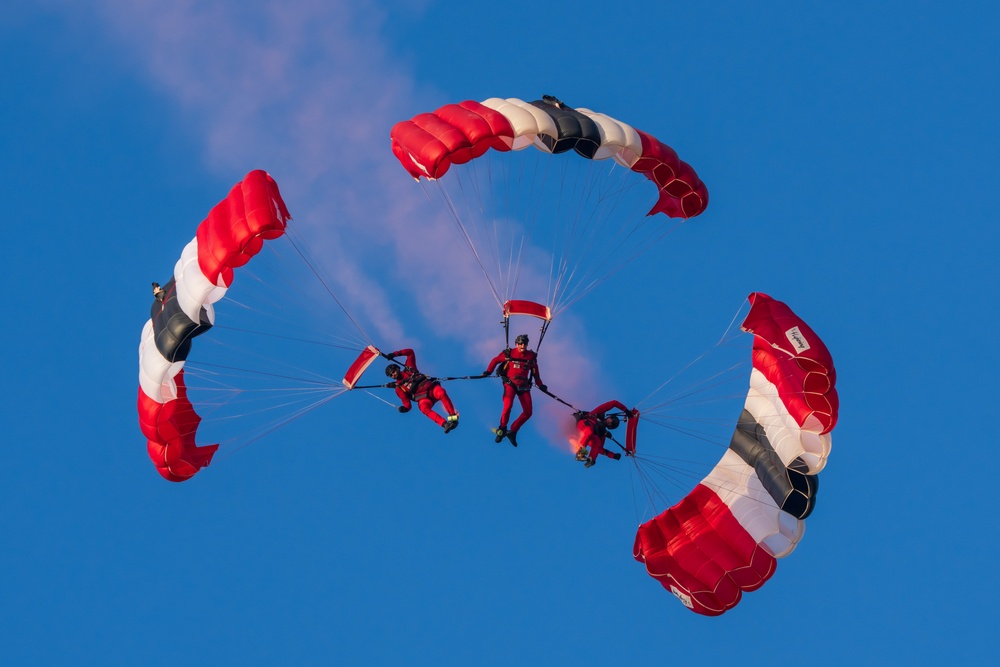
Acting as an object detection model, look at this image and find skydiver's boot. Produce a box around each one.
[506,430,518,448]
[611,452,622,460]
[443,415,459,434]
[584,457,596,468]
[493,426,507,443]
[574,448,588,462]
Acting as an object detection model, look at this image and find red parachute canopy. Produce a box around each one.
[137,170,291,482]
[633,293,838,615]
[342,345,383,390]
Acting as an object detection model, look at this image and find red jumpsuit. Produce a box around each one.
[484,347,543,435]
[575,400,631,463]
[389,349,457,427]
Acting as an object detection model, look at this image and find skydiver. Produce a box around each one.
[573,400,637,468]
[481,333,546,447]
[383,348,460,433]
[152,281,166,302]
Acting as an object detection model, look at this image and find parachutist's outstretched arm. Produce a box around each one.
[592,399,629,416]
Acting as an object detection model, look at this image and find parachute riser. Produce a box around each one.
[502,314,551,350]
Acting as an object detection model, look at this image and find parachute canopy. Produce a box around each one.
[137,170,291,482]
[633,292,838,616]
[391,96,707,218]
[390,96,708,318]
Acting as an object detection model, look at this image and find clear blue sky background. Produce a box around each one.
[2,1,997,665]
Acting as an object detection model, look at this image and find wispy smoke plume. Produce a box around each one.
[92,0,612,443]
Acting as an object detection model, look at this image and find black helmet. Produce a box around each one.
[385,363,401,377]
[515,334,529,345]
[604,415,620,430]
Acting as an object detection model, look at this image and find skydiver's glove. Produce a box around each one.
[397,405,410,413]
[479,371,491,378]
[573,410,587,421]
[537,384,548,392]
[381,352,395,360]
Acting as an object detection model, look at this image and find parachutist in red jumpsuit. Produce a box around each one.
[574,400,637,468]
[482,334,546,447]
[384,349,459,433]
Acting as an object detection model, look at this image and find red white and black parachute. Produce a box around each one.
[391,95,707,218]
[390,96,708,317]
[633,293,838,616]
[137,170,291,482]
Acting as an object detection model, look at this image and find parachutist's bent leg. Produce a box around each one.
[509,391,533,434]
[498,384,516,429]
[418,398,446,427]
[433,385,457,418]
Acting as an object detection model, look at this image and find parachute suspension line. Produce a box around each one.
[181,363,347,449]
[484,153,525,304]
[215,390,344,460]
[626,454,696,527]
[628,454,684,527]
[636,345,720,411]
[542,156,653,315]
[227,248,371,352]
[631,450,783,519]
[428,179,504,310]
[547,154,583,314]
[640,413,735,447]
[516,149,553,305]
[210,325,368,352]
[284,228,376,346]
[635,298,753,411]
[360,388,397,408]
[714,294,754,348]
[482,149,547,306]
[194,329,349,390]
[636,447,798,516]
[548,155,686,315]
[181,368,340,434]
[640,360,751,416]
[501,313,552,351]
[187,360,343,389]
[556,218,683,316]
[627,455,672,521]
[631,453,706,510]
[551,155,583,316]
[627,455,645,526]
[535,318,552,351]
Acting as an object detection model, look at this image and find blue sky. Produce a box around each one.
[2,1,998,664]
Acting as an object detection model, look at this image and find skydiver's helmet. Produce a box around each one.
[515,334,529,346]
[385,363,401,378]
[604,415,620,430]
